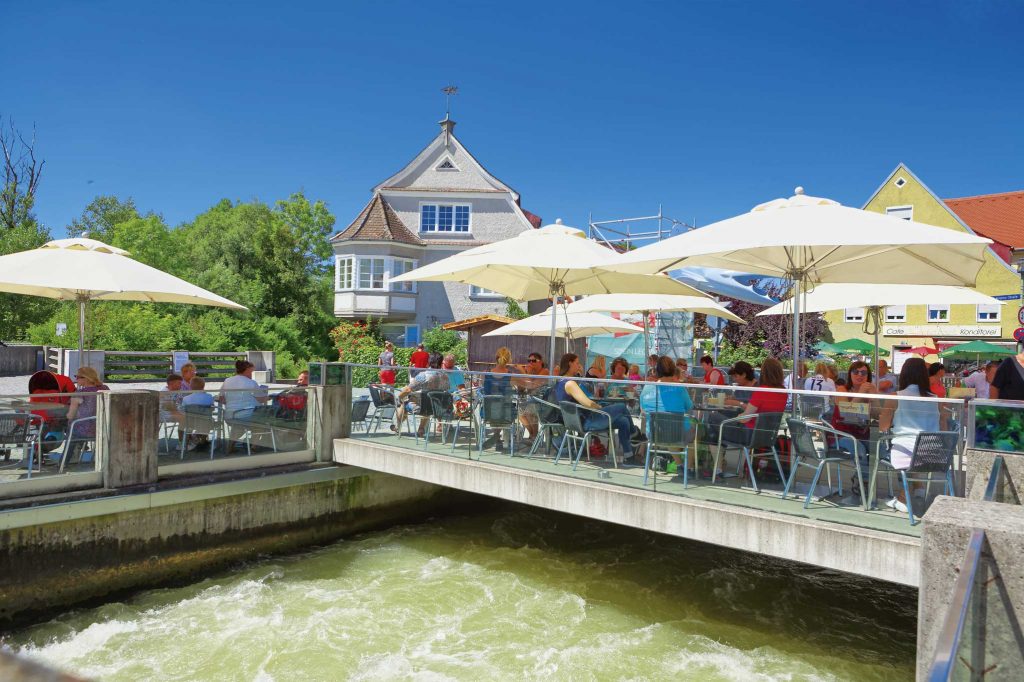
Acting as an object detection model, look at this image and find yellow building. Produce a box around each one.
[824,165,1023,359]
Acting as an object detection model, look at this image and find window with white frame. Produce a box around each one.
[927,304,950,322]
[885,305,907,322]
[845,307,865,323]
[977,303,1001,322]
[358,257,386,290]
[470,285,504,298]
[420,203,471,232]
[336,256,354,290]
[886,205,914,221]
[392,258,417,293]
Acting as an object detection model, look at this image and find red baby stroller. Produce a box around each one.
[28,370,76,453]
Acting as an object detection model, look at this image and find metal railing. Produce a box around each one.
[927,455,1022,681]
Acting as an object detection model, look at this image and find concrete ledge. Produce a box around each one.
[334,438,921,586]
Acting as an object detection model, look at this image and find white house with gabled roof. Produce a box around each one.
[330,116,541,345]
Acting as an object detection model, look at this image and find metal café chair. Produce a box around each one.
[425,390,473,452]
[350,399,371,432]
[0,411,36,474]
[555,401,618,470]
[58,416,97,472]
[527,396,564,458]
[222,406,278,457]
[874,431,959,525]
[712,411,785,493]
[478,394,517,457]
[643,412,695,488]
[783,417,868,510]
[796,393,830,423]
[178,405,219,460]
[367,384,397,434]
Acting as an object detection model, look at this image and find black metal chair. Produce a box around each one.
[875,431,959,525]
[555,401,618,469]
[644,412,694,487]
[367,384,397,434]
[425,390,473,452]
[350,399,371,432]
[478,394,517,457]
[0,411,34,473]
[783,417,868,510]
[712,411,785,493]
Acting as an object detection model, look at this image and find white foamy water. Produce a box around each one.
[5,508,916,681]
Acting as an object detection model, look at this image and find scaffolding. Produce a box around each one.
[587,208,703,361]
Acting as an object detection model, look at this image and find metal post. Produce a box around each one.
[547,287,560,377]
[78,295,87,358]
[791,276,802,382]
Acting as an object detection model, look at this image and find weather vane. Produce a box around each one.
[442,84,458,117]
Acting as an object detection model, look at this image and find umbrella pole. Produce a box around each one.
[643,311,651,376]
[547,291,559,377]
[78,295,86,364]
[791,277,802,384]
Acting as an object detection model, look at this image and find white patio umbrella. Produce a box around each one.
[392,220,703,371]
[756,283,1002,375]
[482,308,642,339]
[566,293,746,366]
[0,238,247,357]
[609,188,992,372]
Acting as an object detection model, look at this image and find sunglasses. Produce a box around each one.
[529,358,541,363]
[851,369,868,375]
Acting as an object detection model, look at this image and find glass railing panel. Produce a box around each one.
[969,399,1024,454]
[342,363,968,531]
[155,387,311,467]
[0,391,100,488]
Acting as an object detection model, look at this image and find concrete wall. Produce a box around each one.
[0,345,42,376]
[917,496,1024,680]
[964,449,1024,501]
[334,439,922,586]
[0,466,461,627]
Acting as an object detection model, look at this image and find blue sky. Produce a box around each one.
[3,1,1022,238]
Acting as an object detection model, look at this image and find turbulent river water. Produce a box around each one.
[5,506,916,681]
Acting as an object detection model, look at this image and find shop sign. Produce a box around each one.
[883,324,1002,337]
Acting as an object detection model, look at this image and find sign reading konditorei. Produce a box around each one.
[883,324,1003,337]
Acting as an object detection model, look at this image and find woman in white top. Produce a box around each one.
[878,357,945,512]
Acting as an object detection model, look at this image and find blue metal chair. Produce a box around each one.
[425,390,473,452]
[875,431,959,525]
[783,417,868,510]
[644,412,694,487]
[712,411,785,493]
[527,396,564,458]
[367,384,397,435]
[478,394,517,457]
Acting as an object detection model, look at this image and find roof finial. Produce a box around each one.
[794,186,805,195]
[440,84,458,147]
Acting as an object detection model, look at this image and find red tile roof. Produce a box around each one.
[521,208,543,229]
[330,194,423,245]
[945,190,1024,250]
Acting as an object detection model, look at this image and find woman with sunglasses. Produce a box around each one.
[513,353,549,441]
[830,360,878,448]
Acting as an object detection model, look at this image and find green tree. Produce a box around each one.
[67,195,140,242]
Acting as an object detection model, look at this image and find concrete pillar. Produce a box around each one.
[64,349,105,382]
[246,350,276,381]
[97,390,158,489]
[965,449,1024,502]
[917,496,1024,680]
[307,384,351,462]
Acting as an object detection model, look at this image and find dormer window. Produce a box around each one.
[421,203,471,232]
[436,157,459,171]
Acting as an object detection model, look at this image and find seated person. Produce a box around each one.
[295,370,310,387]
[442,354,466,394]
[716,358,787,447]
[159,373,185,424]
[640,356,693,474]
[627,364,642,382]
[64,367,108,459]
[725,361,757,408]
[393,352,449,437]
[513,352,551,441]
[555,353,634,463]
[219,360,270,421]
[604,357,634,399]
[482,347,519,397]
[182,376,214,409]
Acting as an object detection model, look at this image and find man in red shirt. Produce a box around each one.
[701,355,726,386]
[409,343,429,378]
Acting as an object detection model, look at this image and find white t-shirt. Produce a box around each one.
[964,371,990,399]
[220,374,263,415]
[803,374,837,393]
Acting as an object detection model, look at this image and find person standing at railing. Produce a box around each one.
[554,353,635,464]
[378,342,397,386]
[990,351,1024,400]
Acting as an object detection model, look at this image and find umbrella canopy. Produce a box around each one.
[565,293,745,323]
[833,338,889,356]
[939,340,1015,360]
[390,222,705,300]
[907,346,939,357]
[0,238,247,355]
[813,341,846,355]
[755,283,1002,316]
[392,220,703,370]
[609,188,991,374]
[482,309,642,339]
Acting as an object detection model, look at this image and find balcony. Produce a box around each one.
[333,290,416,318]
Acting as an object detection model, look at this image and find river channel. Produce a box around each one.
[6,505,916,681]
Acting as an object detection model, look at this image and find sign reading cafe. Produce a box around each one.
[883,324,1002,338]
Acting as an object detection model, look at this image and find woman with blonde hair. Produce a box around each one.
[586,355,607,398]
[65,366,109,455]
[481,346,519,451]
